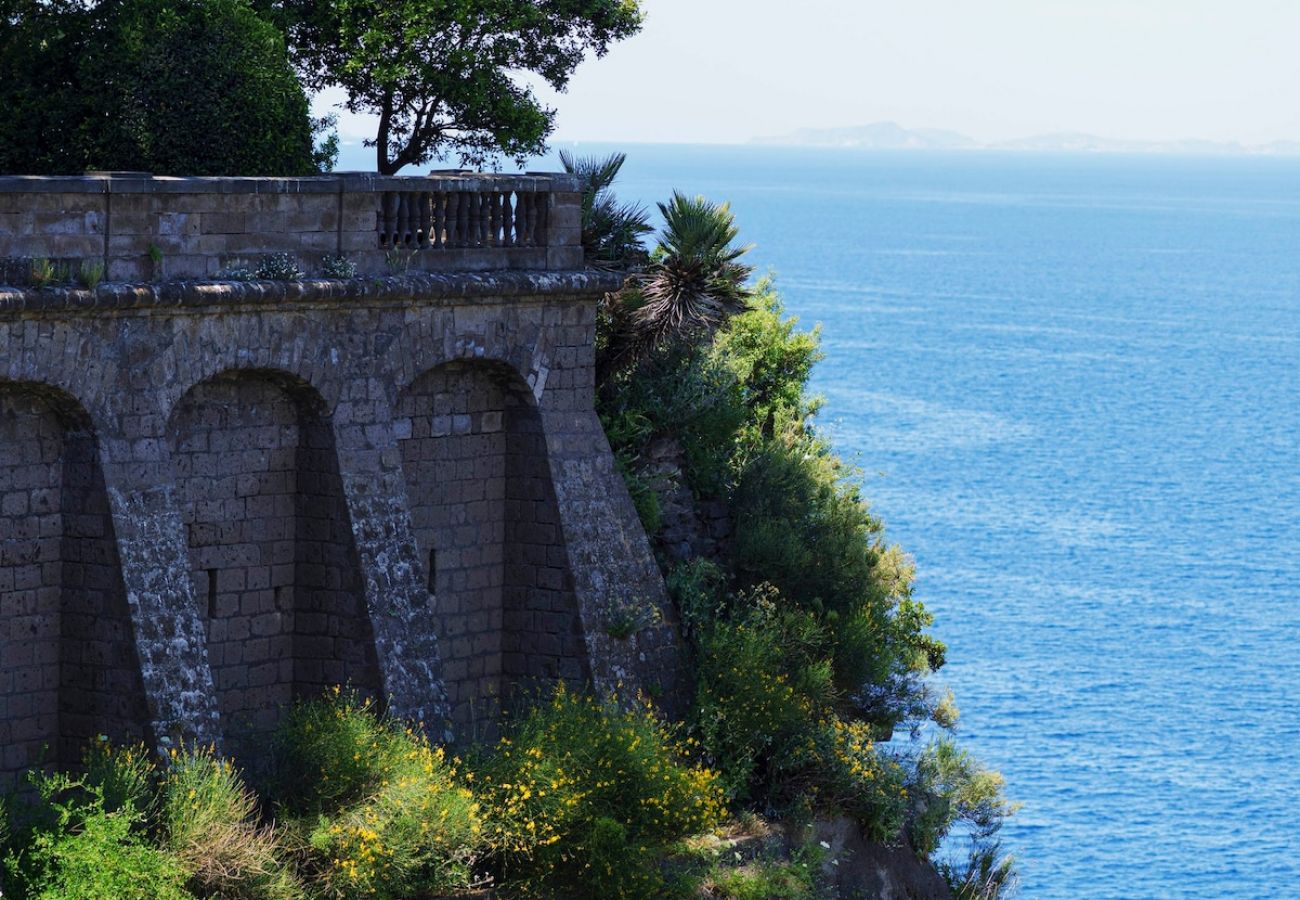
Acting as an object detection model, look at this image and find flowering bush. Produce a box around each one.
[161,745,301,899]
[692,590,832,807]
[255,253,305,280]
[474,684,724,899]
[814,718,909,843]
[320,255,357,278]
[269,688,481,899]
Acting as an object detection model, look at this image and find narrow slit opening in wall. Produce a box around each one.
[206,569,218,619]
[427,548,437,604]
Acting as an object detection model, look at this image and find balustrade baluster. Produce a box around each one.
[526,192,541,246]
[466,191,477,246]
[459,192,471,247]
[501,192,514,247]
[418,192,433,247]
[445,192,459,246]
[467,192,480,247]
[397,192,414,246]
[488,192,502,246]
[379,192,398,247]
[434,192,449,248]
[457,192,472,247]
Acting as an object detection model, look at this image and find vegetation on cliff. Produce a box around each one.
[583,152,1017,893]
[0,688,725,899]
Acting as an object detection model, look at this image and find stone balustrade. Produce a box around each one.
[0,171,583,284]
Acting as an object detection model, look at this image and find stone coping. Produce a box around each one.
[0,268,625,313]
[0,171,582,194]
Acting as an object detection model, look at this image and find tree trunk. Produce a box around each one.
[376,91,396,175]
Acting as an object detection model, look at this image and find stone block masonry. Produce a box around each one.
[0,172,583,283]
[0,255,681,784]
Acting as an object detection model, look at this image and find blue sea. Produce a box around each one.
[544,145,1300,898]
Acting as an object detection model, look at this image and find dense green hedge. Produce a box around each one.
[0,0,320,175]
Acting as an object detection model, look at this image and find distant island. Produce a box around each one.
[752,121,1300,156]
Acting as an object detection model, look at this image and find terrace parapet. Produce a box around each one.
[0,171,584,284]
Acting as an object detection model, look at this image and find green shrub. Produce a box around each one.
[161,746,301,900]
[3,770,192,900]
[613,452,664,535]
[83,741,157,818]
[692,591,832,807]
[666,558,728,640]
[707,280,823,441]
[812,718,909,843]
[474,685,724,899]
[28,258,65,290]
[691,590,920,843]
[939,839,1019,900]
[78,260,105,291]
[598,338,744,498]
[270,688,481,899]
[321,255,357,279]
[908,739,1016,857]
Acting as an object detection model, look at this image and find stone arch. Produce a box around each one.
[396,360,589,738]
[167,369,380,766]
[0,382,148,784]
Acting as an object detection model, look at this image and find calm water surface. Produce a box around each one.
[548,145,1300,898]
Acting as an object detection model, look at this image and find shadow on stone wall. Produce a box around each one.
[0,382,148,787]
[168,369,381,769]
[397,360,589,741]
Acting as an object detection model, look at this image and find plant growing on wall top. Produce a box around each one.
[263,0,645,174]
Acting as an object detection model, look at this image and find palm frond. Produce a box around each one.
[630,192,754,345]
[656,191,754,268]
[561,149,651,266]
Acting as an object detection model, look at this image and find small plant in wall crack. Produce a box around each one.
[215,264,255,280]
[384,245,419,275]
[28,257,65,289]
[255,252,304,280]
[602,593,662,640]
[77,260,105,291]
[146,242,164,280]
[321,254,357,278]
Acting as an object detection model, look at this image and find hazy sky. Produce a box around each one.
[320,0,1300,148]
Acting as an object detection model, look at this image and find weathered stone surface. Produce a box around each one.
[639,435,732,565]
[807,816,951,900]
[0,271,680,780]
[0,173,584,282]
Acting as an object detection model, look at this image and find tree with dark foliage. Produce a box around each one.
[265,0,644,174]
[0,0,321,176]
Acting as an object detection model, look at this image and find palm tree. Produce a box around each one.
[631,191,754,347]
[597,192,754,383]
[559,150,652,268]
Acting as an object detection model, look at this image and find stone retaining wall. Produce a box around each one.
[0,269,680,782]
